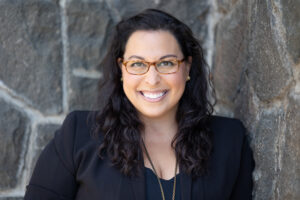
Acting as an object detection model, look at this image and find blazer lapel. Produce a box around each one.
[130,169,146,200]
[180,171,192,200]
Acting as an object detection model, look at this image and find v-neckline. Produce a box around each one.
[144,166,180,181]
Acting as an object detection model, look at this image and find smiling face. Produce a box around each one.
[120,30,191,120]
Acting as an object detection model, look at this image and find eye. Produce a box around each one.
[157,60,175,67]
[130,61,147,67]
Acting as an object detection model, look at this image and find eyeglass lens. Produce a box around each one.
[126,60,179,74]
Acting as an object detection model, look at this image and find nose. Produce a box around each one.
[144,64,160,85]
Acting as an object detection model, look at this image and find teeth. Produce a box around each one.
[142,91,166,99]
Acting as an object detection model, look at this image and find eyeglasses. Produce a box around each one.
[121,58,185,75]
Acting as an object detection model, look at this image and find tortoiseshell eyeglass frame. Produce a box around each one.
[121,58,185,75]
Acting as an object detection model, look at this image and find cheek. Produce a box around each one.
[167,73,187,100]
[171,70,187,89]
[123,81,138,98]
[122,72,140,97]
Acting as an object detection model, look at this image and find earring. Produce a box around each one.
[187,76,190,81]
[120,77,123,82]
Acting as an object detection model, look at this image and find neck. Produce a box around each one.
[140,113,178,145]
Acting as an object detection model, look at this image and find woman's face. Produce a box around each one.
[120,30,191,120]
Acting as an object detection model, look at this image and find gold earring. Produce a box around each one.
[120,77,123,82]
[187,76,190,81]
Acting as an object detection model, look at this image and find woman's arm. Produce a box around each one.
[24,112,78,200]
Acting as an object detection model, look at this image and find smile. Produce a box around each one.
[140,90,168,102]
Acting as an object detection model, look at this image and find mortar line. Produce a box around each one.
[60,0,70,114]
[205,0,222,116]
[0,81,35,111]
[205,0,219,69]
[72,68,103,79]
[0,81,43,118]
[0,65,68,197]
[17,120,37,196]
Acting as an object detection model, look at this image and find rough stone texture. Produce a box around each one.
[233,80,259,133]
[67,0,112,70]
[252,109,285,200]
[294,63,300,94]
[0,0,63,114]
[0,197,23,200]
[213,0,300,199]
[158,0,209,45]
[247,0,290,102]
[69,76,99,113]
[213,0,249,110]
[216,0,239,14]
[278,96,300,199]
[0,100,28,190]
[280,0,300,64]
[66,0,112,111]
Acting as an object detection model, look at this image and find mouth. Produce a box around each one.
[139,90,168,102]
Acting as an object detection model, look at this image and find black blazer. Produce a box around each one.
[24,111,254,200]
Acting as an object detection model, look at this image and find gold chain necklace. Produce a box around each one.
[142,140,178,200]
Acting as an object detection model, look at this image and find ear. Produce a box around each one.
[186,56,192,74]
[117,58,123,69]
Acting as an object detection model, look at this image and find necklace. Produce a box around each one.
[142,140,178,200]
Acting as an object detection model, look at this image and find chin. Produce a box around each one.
[138,111,163,118]
[137,106,176,120]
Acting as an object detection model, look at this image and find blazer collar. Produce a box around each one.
[130,168,146,200]
[180,167,192,200]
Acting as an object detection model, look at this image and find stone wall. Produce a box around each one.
[213,0,300,199]
[0,0,298,199]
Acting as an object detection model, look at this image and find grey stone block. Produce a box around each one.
[66,1,114,111]
[213,1,249,109]
[233,82,259,132]
[278,96,300,199]
[159,0,209,45]
[0,99,29,190]
[281,0,300,64]
[68,76,99,111]
[216,0,239,14]
[247,0,290,102]
[66,0,113,70]
[0,197,23,200]
[252,109,285,200]
[0,0,63,115]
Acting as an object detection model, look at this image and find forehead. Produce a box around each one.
[123,30,183,60]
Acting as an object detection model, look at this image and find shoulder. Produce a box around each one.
[209,115,246,143]
[53,110,101,173]
[61,110,95,129]
[200,116,254,198]
[54,110,98,147]
[209,115,245,134]
[57,110,99,137]
[208,115,249,160]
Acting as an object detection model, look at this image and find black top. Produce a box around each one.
[145,167,181,200]
[24,111,254,200]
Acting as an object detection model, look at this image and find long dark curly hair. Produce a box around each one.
[93,8,214,178]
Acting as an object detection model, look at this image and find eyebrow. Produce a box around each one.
[127,54,178,60]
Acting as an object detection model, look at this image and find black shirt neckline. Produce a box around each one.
[144,166,180,181]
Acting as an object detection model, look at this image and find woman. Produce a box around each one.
[24,9,254,200]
